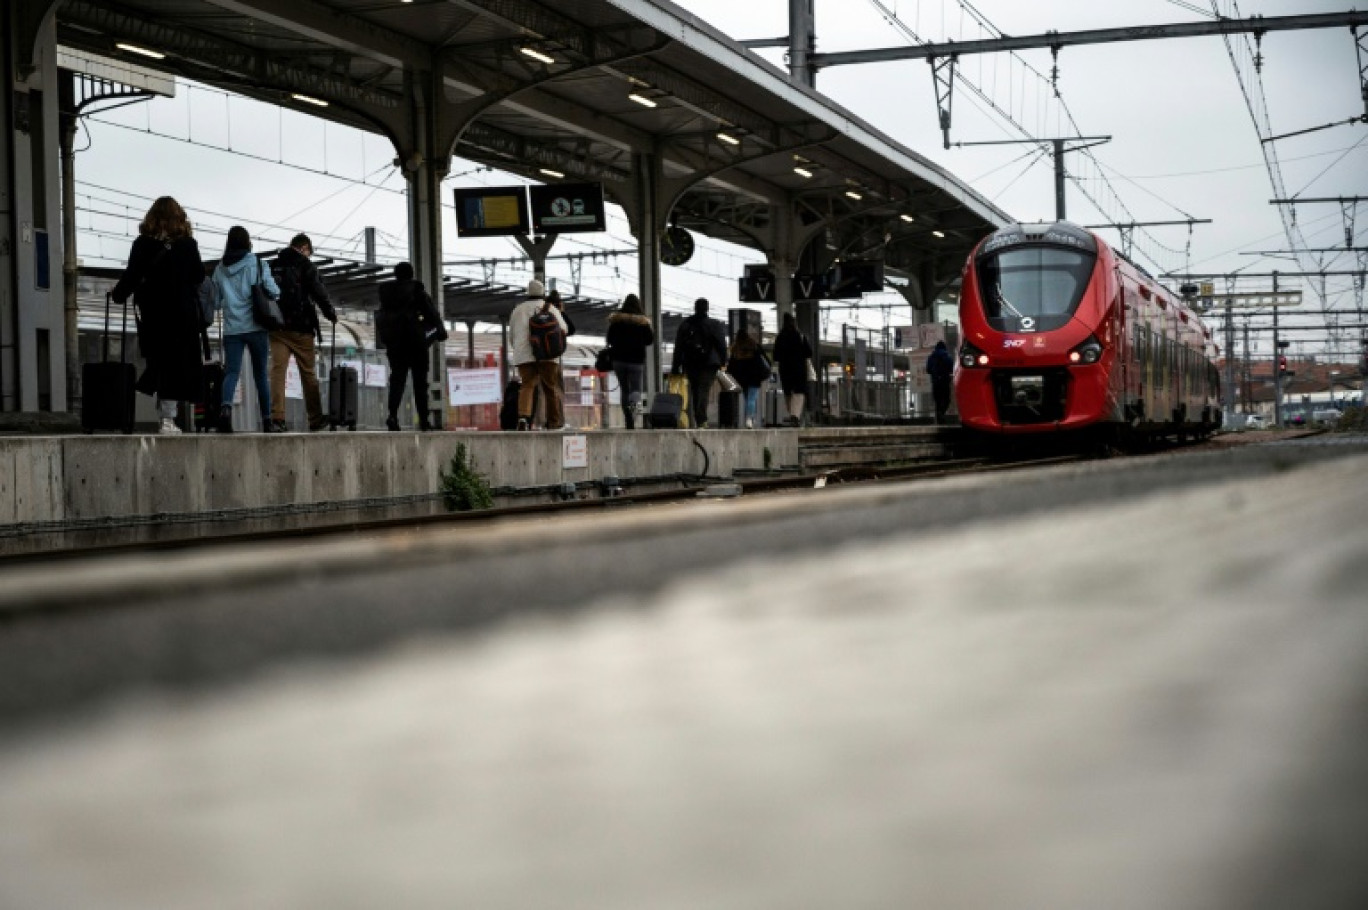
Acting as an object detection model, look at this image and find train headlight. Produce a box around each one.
[1069,336,1103,365]
[960,343,987,368]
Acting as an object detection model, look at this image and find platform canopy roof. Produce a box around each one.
[54,0,1011,295]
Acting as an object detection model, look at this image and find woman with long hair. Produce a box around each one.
[110,196,206,433]
[725,329,771,428]
[772,312,814,425]
[604,293,654,428]
[211,225,280,432]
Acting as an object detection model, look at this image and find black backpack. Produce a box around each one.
[680,319,712,366]
[528,302,567,361]
[271,259,310,330]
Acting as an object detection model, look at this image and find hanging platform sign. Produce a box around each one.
[529,182,606,233]
[454,186,529,238]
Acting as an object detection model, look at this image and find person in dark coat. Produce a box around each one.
[605,293,655,429]
[110,196,206,434]
[268,233,337,432]
[724,330,771,428]
[377,261,443,431]
[772,312,814,426]
[670,297,728,428]
[926,339,955,424]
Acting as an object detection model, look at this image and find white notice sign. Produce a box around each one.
[364,363,387,388]
[447,368,503,406]
[562,434,588,469]
[285,360,303,400]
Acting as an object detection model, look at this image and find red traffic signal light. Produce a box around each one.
[1278,355,1288,374]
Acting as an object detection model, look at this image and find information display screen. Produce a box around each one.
[529,182,606,234]
[454,186,530,237]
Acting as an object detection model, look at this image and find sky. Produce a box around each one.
[74,0,1367,358]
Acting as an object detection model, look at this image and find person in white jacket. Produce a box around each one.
[507,279,568,430]
[211,226,281,432]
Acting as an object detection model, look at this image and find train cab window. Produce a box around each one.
[975,245,1096,332]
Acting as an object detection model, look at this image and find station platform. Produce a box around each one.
[0,426,954,541]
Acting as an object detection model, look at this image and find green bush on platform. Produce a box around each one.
[440,442,494,511]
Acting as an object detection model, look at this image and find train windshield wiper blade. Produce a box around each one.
[996,284,1026,319]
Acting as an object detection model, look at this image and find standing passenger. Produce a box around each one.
[670,297,728,429]
[211,226,280,432]
[508,279,567,431]
[268,233,336,432]
[724,330,771,429]
[772,312,814,426]
[377,261,442,431]
[926,340,954,424]
[110,196,206,434]
[605,293,655,428]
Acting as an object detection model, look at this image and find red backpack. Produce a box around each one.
[528,302,567,361]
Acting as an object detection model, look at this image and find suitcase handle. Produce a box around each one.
[103,292,131,365]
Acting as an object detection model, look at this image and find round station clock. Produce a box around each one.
[660,225,695,266]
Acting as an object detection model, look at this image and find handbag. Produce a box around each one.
[594,348,614,373]
[250,257,284,330]
[805,358,818,382]
[716,370,741,393]
[196,280,218,329]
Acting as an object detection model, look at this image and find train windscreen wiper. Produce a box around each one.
[995,284,1026,320]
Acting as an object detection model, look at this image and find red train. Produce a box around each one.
[954,221,1221,446]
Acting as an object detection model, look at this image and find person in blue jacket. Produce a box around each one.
[926,339,954,424]
[211,226,281,432]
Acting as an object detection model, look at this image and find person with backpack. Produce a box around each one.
[670,297,728,429]
[210,226,281,433]
[724,330,771,429]
[605,293,655,429]
[109,196,207,434]
[508,279,567,430]
[267,233,336,432]
[926,339,955,424]
[377,261,443,431]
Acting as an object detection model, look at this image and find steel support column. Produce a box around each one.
[788,0,817,88]
[2,3,64,416]
[633,150,663,396]
[404,66,449,430]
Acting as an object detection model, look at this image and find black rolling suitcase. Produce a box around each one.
[82,292,137,434]
[327,322,359,431]
[193,326,225,432]
[647,392,684,429]
[717,389,742,428]
[500,379,521,430]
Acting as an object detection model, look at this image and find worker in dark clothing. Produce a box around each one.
[670,297,728,429]
[377,261,444,431]
[926,339,954,424]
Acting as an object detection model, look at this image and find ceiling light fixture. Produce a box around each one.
[115,42,165,60]
[520,47,555,65]
[291,93,329,107]
[932,230,946,238]
[793,167,813,178]
[628,93,658,108]
[539,168,565,179]
[900,214,915,223]
[716,132,740,146]
[845,191,863,201]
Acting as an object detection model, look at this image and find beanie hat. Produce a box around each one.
[526,279,546,298]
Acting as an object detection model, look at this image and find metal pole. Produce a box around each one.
[1223,302,1235,427]
[788,0,816,88]
[59,71,79,414]
[1272,271,1282,427]
[1053,139,1066,221]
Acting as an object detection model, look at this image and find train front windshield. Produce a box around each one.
[976,246,1095,331]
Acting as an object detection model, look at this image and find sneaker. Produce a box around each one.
[308,419,330,432]
[158,418,182,435]
[516,418,529,431]
[745,418,753,429]
[266,419,288,433]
